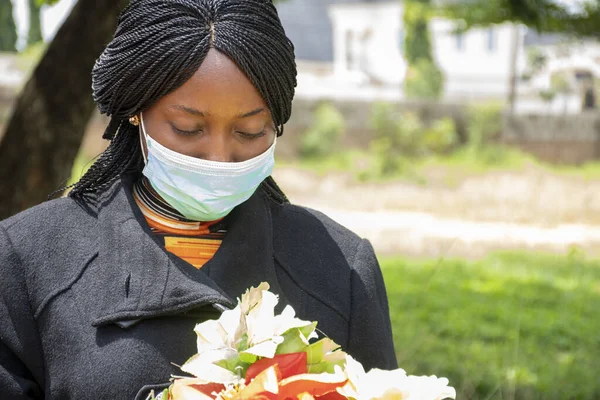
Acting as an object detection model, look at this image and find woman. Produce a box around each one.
[0,0,397,398]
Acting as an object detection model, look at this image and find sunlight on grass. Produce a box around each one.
[380,250,600,400]
[287,144,600,186]
[13,42,47,73]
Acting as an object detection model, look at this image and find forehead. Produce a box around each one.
[157,48,267,116]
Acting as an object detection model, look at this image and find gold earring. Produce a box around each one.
[129,115,140,126]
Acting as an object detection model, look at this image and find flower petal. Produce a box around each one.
[241,282,271,315]
[237,365,281,400]
[273,305,315,336]
[194,319,229,353]
[180,351,240,384]
[170,378,222,400]
[400,375,456,400]
[246,290,279,345]
[278,368,348,400]
[245,352,308,385]
[243,336,284,359]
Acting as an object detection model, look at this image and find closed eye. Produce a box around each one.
[237,130,267,139]
[170,123,203,136]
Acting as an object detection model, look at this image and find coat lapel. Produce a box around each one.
[92,174,286,327]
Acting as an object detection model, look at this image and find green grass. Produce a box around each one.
[288,145,600,186]
[381,250,600,400]
[279,149,370,176]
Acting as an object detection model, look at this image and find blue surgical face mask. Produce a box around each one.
[139,112,276,221]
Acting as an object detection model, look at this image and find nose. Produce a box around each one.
[197,135,233,163]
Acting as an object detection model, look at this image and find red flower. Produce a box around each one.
[246,353,308,385]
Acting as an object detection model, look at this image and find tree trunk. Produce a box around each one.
[0,0,18,52]
[0,0,128,219]
[27,0,43,45]
[507,25,520,114]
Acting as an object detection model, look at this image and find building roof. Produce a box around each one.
[276,0,390,62]
[523,30,567,47]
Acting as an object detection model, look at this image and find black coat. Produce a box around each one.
[0,174,397,399]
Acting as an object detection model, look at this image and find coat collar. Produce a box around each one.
[92,173,286,328]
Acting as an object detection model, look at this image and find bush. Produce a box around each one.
[466,101,504,151]
[404,59,444,100]
[367,103,458,178]
[423,117,458,154]
[299,102,345,159]
[370,103,425,157]
[369,104,423,177]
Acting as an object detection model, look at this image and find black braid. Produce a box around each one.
[66,0,296,204]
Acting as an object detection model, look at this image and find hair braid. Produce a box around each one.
[66,0,297,204]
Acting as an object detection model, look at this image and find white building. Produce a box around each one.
[278,0,529,101]
[522,33,600,114]
[430,19,527,99]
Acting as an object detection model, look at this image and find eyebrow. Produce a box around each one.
[169,104,266,119]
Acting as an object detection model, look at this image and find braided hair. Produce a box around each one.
[67,0,296,204]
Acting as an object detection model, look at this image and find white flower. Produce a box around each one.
[181,282,316,383]
[338,355,456,400]
[398,375,457,400]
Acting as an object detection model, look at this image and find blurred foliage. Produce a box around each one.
[440,0,600,38]
[0,0,18,52]
[466,101,504,153]
[550,71,573,94]
[404,59,444,99]
[28,0,43,46]
[526,47,548,75]
[365,102,457,180]
[424,117,459,154]
[403,0,433,65]
[382,249,600,399]
[538,88,556,104]
[403,0,444,100]
[299,102,345,159]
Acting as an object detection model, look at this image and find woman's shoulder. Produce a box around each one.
[1,196,97,266]
[270,201,363,254]
[1,196,96,235]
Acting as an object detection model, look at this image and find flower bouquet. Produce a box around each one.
[151,283,455,400]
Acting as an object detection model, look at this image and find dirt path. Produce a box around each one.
[273,166,600,257]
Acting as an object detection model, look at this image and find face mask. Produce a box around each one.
[139,112,276,221]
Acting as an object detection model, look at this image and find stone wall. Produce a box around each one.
[502,113,600,164]
[283,98,600,164]
[279,98,468,158]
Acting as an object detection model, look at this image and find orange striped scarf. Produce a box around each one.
[132,177,226,269]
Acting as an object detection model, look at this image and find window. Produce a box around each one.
[487,28,496,52]
[345,30,355,70]
[398,29,404,52]
[456,32,464,51]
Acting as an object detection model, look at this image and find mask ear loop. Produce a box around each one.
[138,112,149,165]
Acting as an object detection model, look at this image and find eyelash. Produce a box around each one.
[171,125,202,136]
[172,125,266,140]
[237,130,267,140]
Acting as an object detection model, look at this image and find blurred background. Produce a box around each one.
[1,0,599,398]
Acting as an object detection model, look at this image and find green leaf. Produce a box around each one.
[216,354,242,372]
[305,338,342,364]
[237,333,249,352]
[239,351,258,364]
[276,329,308,355]
[305,338,346,374]
[307,358,346,374]
[276,322,317,355]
